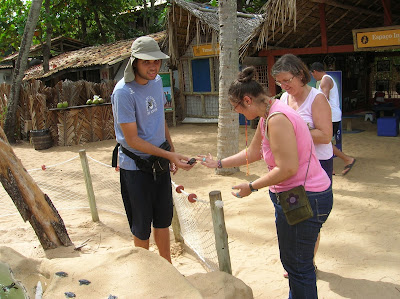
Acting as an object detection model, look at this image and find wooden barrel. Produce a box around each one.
[30,129,53,150]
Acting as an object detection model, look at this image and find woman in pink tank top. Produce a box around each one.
[199,66,332,299]
[272,54,334,282]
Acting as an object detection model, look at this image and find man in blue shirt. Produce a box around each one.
[111,36,194,262]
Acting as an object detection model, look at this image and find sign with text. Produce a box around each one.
[192,44,220,57]
[353,26,400,51]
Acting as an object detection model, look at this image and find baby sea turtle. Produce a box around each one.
[2,282,18,292]
[78,279,91,285]
[55,271,68,277]
[64,291,76,298]
[108,295,118,299]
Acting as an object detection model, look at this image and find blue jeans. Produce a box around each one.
[269,187,333,299]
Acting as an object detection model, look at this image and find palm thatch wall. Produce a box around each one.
[0,80,116,146]
[53,104,115,146]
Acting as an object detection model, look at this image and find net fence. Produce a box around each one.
[0,153,219,271]
[171,181,219,271]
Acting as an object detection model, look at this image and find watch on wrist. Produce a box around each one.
[249,182,258,192]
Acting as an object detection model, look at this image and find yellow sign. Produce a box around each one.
[353,26,400,51]
[192,44,220,57]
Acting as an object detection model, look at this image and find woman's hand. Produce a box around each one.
[231,182,252,198]
[197,153,218,168]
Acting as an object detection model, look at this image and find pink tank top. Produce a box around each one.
[260,100,330,193]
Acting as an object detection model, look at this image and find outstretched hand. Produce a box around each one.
[197,153,218,168]
[231,182,252,198]
[169,152,195,173]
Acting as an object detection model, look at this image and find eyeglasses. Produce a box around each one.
[275,76,295,87]
[233,100,242,111]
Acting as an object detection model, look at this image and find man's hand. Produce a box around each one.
[169,162,178,175]
[169,152,195,172]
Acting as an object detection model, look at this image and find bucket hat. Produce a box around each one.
[124,36,170,82]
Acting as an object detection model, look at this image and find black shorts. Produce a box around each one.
[333,121,341,139]
[120,169,173,240]
[319,157,333,183]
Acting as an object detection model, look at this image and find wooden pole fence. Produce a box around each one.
[79,149,99,222]
[209,190,232,274]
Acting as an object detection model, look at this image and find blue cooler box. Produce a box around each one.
[377,117,399,137]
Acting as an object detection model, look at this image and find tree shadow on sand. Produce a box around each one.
[318,270,400,299]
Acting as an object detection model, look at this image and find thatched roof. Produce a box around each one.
[1,36,90,63]
[167,0,264,64]
[23,32,166,81]
[0,64,12,69]
[240,0,400,58]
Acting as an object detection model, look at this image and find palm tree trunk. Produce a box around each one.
[42,0,52,74]
[0,127,72,249]
[217,0,240,175]
[4,0,42,143]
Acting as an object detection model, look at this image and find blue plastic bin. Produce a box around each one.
[377,117,399,137]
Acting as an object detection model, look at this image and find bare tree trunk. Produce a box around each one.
[0,127,72,249]
[43,0,52,73]
[93,9,106,43]
[237,0,244,12]
[217,0,239,175]
[79,14,88,41]
[149,0,155,30]
[3,0,42,143]
[142,0,149,34]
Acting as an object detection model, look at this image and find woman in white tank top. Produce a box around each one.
[271,54,333,175]
[272,54,333,280]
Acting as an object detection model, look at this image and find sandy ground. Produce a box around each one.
[1,117,400,298]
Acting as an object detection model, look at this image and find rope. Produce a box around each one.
[87,155,113,168]
[27,155,79,172]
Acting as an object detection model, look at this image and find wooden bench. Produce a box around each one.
[342,114,365,131]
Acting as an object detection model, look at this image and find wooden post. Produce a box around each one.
[79,149,99,222]
[171,205,184,243]
[209,190,232,274]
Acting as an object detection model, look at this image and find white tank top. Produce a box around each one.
[319,74,342,122]
[280,88,333,160]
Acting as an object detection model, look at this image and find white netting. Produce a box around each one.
[0,154,220,271]
[171,181,219,271]
[0,155,125,217]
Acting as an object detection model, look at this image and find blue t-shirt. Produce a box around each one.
[111,75,166,170]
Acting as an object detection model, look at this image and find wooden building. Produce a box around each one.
[166,0,264,121]
[240,0,400,112]
[0,32,176,146]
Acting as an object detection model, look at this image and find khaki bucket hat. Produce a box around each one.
[124,36,170,83]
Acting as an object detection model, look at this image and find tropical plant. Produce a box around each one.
[0,0,30,57]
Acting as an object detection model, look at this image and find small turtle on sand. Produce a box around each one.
[79,279,91,285]
[64,291,76,298]
[55,271,68,277]
[2,282,18,292]
[108,295,118,299]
